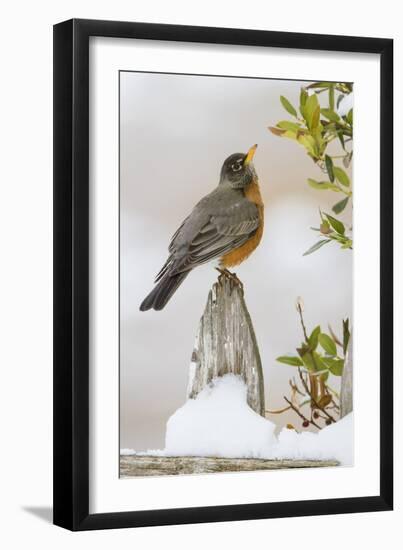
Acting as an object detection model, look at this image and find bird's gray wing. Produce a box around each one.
[155,196,259,280]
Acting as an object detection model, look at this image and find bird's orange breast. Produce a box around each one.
[220,179,264,268]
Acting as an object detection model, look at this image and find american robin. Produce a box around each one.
[140,144,264,311]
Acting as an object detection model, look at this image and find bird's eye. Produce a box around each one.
[231,162,242,172]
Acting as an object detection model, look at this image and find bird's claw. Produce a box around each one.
[215,268,244,294]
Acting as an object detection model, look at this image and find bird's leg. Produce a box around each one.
[225,269,244,293]
[215,267,244,293]
[215,267,226,286]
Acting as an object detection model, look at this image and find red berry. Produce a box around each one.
[302,420,309,428]
[313,411,319,419]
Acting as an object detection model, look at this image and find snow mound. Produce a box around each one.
[122,374,353,465]
[272,413,353,465]
[165,374,276,458]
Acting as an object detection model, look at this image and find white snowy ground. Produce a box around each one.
[121,374,353,466]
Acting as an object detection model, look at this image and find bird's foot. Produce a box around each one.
[215,268,244,294]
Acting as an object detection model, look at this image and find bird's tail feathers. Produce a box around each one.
[139,271,189,311]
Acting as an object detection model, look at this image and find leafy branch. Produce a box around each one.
[269,82,353,254]
[267,298,350,430]
[304,210,352,256]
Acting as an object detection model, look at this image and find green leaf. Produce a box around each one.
[343,318,350,355]
[308,325,321,350]
[300,87,308,108]
[337,130,346,151]
[321,120,336,131]
[312,352,329,372]
[329,85,335,110]
[319,333,337,356]
[320,108,340,122]
[332,196,349,214]
[297,347,315,372]
[337,93,345,108]
[276,355,304,367]
[346,108,353,125]
[322,357,344,376]
[325,213,345,235]
[325,155,335,182]
[341,239,353,249]
[320,370,329,382]
[311,105,321,129]
[307,178,340,191]
[282,130,298,140]
[298,134,317,157]
[277,120,301,132]
[306,82,333,89]
[280,95,298,117]
[303,239,332,256]
[333,166,350,187]
[297,347,327,373]
[304,93,320,130]
[315,129,325,155]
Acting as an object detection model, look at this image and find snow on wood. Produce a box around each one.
[124,375,353,467]
[187,276,265,416]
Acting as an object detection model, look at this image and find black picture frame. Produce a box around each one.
[53,18,393,531]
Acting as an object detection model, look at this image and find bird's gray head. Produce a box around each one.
[219,144,258,189]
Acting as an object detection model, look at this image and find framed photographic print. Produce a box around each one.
[53,19,393,530]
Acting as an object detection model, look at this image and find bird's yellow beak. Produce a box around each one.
[244,144,258,165]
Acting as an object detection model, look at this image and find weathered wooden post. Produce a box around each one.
[187,276,265,416]
[340,334,353,418]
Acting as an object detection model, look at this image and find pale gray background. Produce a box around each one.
[120,71,352,450]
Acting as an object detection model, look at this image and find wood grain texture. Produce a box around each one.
[187,276,265,415]
[120,455,339,477]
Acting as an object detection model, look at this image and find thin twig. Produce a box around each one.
[283,397,321,429]
[296,302,309,342]
[266,405,292,414]
[290,378,305,397]
[297,304,322,375]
